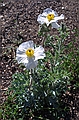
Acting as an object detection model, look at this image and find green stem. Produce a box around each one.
[29,69,32,91]
[58,39,61,56]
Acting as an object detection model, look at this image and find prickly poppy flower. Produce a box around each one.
[16,40,45,69]
[37,8,64,29]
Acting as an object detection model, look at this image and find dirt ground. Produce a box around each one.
[0,0,79,119]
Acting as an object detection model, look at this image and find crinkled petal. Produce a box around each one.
[16,47,28,63]
[43,8,58,16]
[16,56,28,64]
[34,46,46,60]
[47,19,56,26]
[42,12,48,17]
[16,47,29,64]
[43,8,53,14]
[18,40,34,51]
[24,58,38,69]
[51,10,58,17]
[37,14,47,24]
[51,22,60,29]
[54,14,64,21]
[16,47,26,55]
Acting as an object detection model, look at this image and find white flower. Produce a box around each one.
[16,40,45,69]
[37,8,64,29]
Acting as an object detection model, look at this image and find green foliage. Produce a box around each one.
[1,67,70,120]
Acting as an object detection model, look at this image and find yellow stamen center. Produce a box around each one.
[25,48,34,57]
[46,14,54,21]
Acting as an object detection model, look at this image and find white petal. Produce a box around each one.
[43,8,53,14]
[34,46,45,60]
[51,22,60,29]
[18,40,34,51]
[16,47,29,63]
[42,12,48,17]
[46,21,50,26]
[37,14,47,24]
[24,58,38,69]
[54,14,64,21]
[51,10,58,17]
[43,8,58,17]
[16,56,28,64]
[16,48,25,55]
